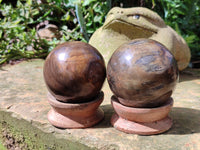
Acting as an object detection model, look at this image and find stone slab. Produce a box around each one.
[0,59,200,150]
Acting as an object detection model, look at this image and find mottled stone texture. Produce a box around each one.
[0,59,200,149]
[89,7,191,70]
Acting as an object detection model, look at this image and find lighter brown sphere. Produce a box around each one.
[43,41,106,103]
[107,39,179,108]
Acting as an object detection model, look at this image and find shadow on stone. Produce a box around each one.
[179,70,200,82]
[53,126,66,130]
[95,106,200,134]
[166,107,200,135]
[93,104,114,128]
[51,105,200,134]
[48,104,114,129]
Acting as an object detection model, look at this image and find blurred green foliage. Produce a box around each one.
[0,0,199,65]
[153,0,200,60]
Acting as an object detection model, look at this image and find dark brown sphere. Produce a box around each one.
[107,39,179,108]
[43,41,106,103]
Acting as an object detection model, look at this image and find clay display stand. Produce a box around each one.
[47,92,104,129]
[111,96,173,135]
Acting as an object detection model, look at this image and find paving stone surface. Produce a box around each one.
[0,59,200,150]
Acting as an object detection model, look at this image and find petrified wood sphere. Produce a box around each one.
[107,39,179,108]
[43,41,106,103]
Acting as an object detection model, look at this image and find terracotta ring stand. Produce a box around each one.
[47,92,104,129]
[110,95,173,135]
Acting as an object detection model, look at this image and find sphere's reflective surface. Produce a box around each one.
[43,41,106,103]
[107,39,179,108]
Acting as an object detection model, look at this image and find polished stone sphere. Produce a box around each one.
[107,39,179,108]
[43,41,106,103]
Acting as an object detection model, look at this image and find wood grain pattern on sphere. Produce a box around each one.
[107,39,179,108]
[43,41,106,103]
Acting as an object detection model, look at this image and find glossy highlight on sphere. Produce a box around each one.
[107,39,179,108]
[43,41,106,103]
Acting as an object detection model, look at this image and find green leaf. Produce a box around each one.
[175,9,185,15]
[69,0,81,5]
[87,28,94,33]
[86,22,92,26]
[83,0,97,6]
[184,35,197,44]
[27,0,32,6]
[17,0,23,7]
[94,5,103,14]
[152,0,155,8]
[0,30,2,38]
[61,12,71,21]
[94,15,101,22]
[174,23,181,35]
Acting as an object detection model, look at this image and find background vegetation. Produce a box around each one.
[0,0,199,65]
